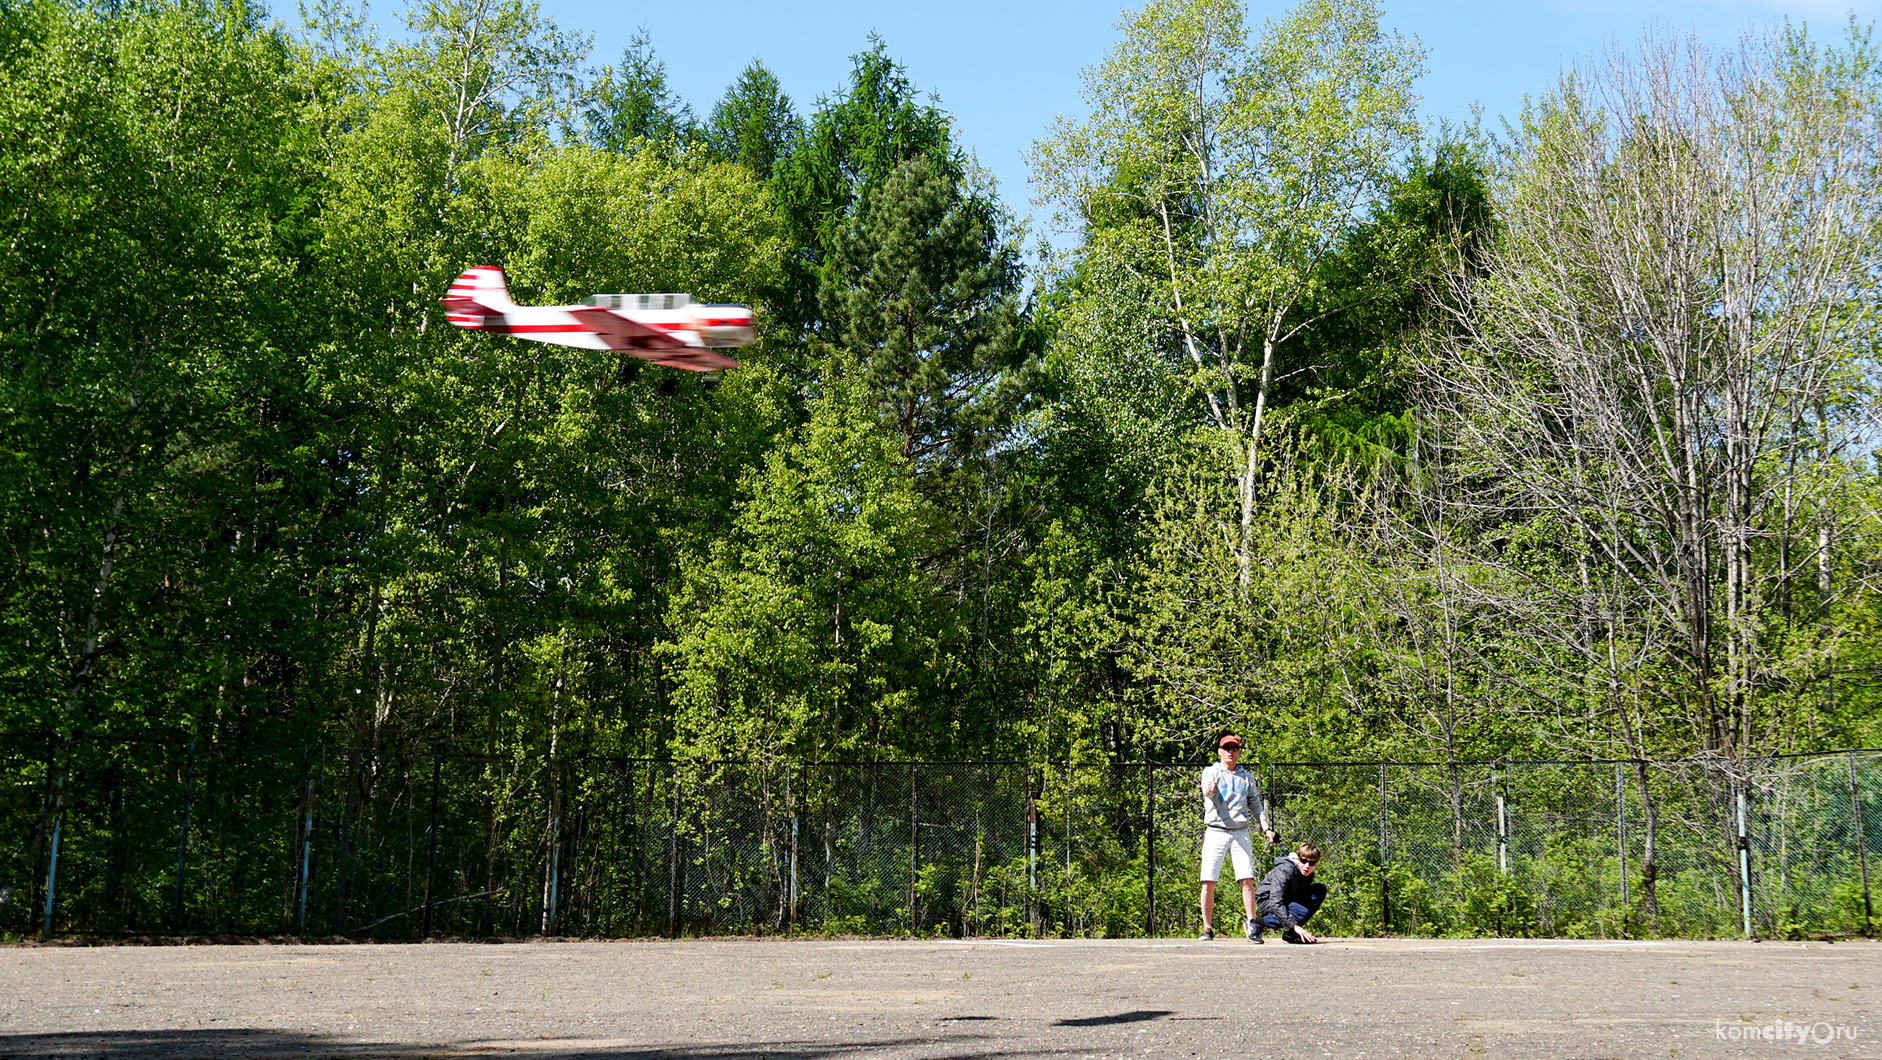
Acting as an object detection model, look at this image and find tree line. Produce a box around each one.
[4,0,1880,828]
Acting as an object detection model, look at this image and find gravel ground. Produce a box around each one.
[1,936,1876,1059]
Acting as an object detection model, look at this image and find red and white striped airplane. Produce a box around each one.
[439,265,753,371]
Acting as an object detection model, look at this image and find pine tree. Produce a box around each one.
[821,154,1025,482]
[583,27,694,151]
[703,59,799,179]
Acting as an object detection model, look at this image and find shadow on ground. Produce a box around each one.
[0,1029,1088,1059]
[1052,1010,1173,1027]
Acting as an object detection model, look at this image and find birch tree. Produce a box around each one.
[1032,0,1421,587]
[1421,24,1882,764]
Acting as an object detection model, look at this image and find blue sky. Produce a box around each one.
[521,0,1879,230]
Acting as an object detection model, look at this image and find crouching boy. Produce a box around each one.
[1252,842,1326,944]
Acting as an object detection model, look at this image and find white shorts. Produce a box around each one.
[1199,827,1255,883]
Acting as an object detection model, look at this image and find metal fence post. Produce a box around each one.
[1027,793,1038,892]
[1064,759,1073,887]
[908,763,919,934]
[667,772,681,938]
[298,751,317,934]
[1494,765,1508,876]
[173,740,197,932]
[542,758,560,937]
[1379,763,1391,933]
[1617,763,1629,910]
[1026,785,1040,937]
[788,768,799,931]
[1735,774,1753,939]
[1266,763,1277,841]
[422,750,442,938]
[1850,751,1873,935]
[1144,764,1155,938]
[334,755,354,935]
[41,748,65,938]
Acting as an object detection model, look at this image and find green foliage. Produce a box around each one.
[1032,0,1425,455]
[1121,453,1384,758]
[583,27,693,152]
[0,0,326,742]
[401,0,586,172]
[5,0,1882,942]
[821,154,1027,482]
[703,60,800,180]
[769,39,961,334]
[661,356,952,761]
[1279,135,1495,464]
[1023,250,1187,562]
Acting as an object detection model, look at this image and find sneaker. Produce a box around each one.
[1197,927,1214,940]
[1281,928,1313,944]
[1245,919,1263,943]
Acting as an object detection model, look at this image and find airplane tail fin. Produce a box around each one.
[440,265,517,325]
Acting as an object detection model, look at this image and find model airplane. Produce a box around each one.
[439,265,753,371]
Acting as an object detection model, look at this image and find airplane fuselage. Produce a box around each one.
[440,267,754,372]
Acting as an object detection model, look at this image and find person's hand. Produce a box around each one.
[1205,778,1217,797]
[1297,927,1318,943]
[1263,827,1275,844]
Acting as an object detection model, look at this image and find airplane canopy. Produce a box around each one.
[587,293,693,310]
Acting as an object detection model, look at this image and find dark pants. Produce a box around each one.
[1257,882,1327,931]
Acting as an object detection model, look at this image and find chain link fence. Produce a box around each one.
[3,735,1877,940]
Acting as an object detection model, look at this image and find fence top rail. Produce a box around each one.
[0,740,1036,768]
[1165,753,1882,769]
[5,733,1882,769]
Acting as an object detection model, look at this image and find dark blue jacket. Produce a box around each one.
[1255,853,1314,929]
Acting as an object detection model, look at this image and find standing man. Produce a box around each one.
[1198,733,1274,941]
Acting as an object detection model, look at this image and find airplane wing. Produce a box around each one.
[568,307,686,351]
[568,308,739,371]
[647,348,741,372]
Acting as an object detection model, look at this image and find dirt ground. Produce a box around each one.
[1,936,1876,1059]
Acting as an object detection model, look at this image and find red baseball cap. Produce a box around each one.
[1217,735,1243,749]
